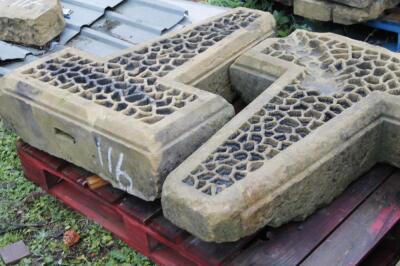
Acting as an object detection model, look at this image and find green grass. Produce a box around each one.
[0,121,153,265]
[207,0,311,37]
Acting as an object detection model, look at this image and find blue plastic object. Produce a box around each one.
[366,19,400,52]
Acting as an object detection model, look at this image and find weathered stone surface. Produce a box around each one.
[292,0,400,24]
[294,0,333,22]
[0,0,65,46]
[332,0,400,24]
[162,30,400,242]
[330,0,373,8]
[0,8,275,201]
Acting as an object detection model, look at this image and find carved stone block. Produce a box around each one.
[162,30,400,242]
[0,8,275,201]
[0,0,65,46]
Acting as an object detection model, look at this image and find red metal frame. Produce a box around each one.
[17,141,400,266]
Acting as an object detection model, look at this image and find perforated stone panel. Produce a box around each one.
[21,11,260,124]
[162,30,400,242]
[21,53,199,124]
[183,30,400,196]
[0,8,275,201]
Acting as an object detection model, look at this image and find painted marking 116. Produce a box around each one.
[95,137,134,191]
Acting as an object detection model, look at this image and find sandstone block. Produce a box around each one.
[330,0,373,8]
[162,30,400,242]
[291,0,400,24]
[332,0,400,24]
[294,0,333,22]
[0,8,275,201]
[0,0,65,46]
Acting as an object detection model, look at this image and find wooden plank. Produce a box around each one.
[118,196,161,224]
[230,164,395,266]
[61,165,91,184]
[182,235,255,266]
[148,215,189,244]
[360,223,400,266]
[92,185,126,204]
[19,141,67,171]
[301,170,400,266]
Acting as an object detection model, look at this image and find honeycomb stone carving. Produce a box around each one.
[183,30,400,196]
[21,10,260,124]
[162,30,400,242]
[22,53,199,124]
[0,8,275,200]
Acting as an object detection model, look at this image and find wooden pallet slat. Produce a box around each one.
[301,171,400,266]
[230,165,395,266]
[361,223,400,266]
[92,185,126,204]
[118,196,161,224]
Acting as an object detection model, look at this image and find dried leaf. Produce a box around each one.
[87,175,109,190]
[63,230,80,247]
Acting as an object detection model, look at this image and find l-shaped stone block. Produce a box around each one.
[162,30,400,242]
[0,8,275,201]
